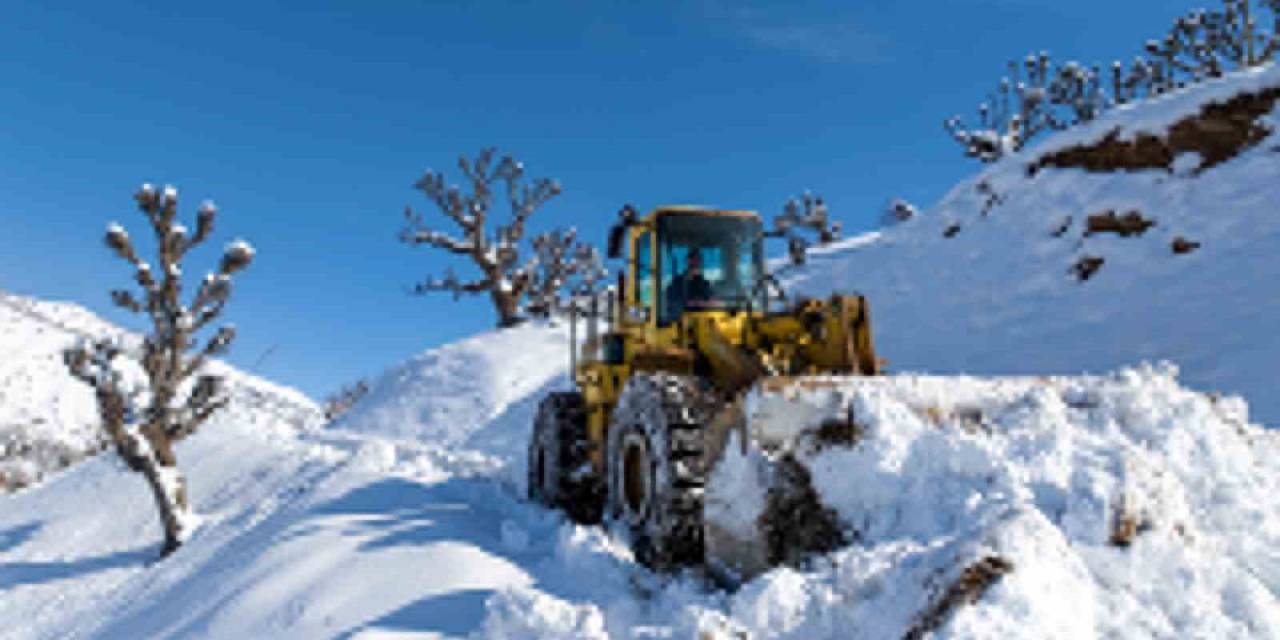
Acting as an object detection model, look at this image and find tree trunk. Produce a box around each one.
[94,389,191,555]
[138,454,192,557]
[492,289,524,328]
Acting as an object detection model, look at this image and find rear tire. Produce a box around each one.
[606,374,711,571]
[529,392,603,524]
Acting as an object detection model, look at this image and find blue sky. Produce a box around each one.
[0,1,1191,398]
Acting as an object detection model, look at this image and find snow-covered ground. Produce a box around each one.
[2,327,1274,637]
[790,63,1280,427]
[0,290,321,490]
[2,63,1279,639]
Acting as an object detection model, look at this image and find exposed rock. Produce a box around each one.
[761,454,848,568]
[1085,210,1157,237]
[1029,86,1280,175]
[1172,236,1202,254]
[1071,255,1105,281]
[904,555,1014,640]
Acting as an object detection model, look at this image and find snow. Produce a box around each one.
[723,368,1278,638]
[0,289,319,491]
[224,238,256,260]
[331,321,571,477]
[2,62,1279,640]
[3,315,1273,638]
[790,64,1280,427]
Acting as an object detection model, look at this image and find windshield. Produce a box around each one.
[657,213,763,325]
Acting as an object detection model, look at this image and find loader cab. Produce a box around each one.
[624,207,765,328]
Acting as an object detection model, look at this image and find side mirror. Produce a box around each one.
[606,204,640,259]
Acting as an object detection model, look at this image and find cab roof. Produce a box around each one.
[642,206,761,225]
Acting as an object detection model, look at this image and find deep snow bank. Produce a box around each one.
[1,315,1274,638]
[687,366,1279,638]
[332,322,569,448]
[789,63,1280,426]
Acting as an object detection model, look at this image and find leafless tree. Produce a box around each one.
[63,183,254,557]
[1143,1,1280,86]
[569,242,609,301]
[945,52,1094,161]
[1050,61,1109,124]
[882,198,919,226]
[949,3,1280,160]
[323,379,370,421]
[400,148,561,328]
[772,192,841,265]
[526,228,608,318]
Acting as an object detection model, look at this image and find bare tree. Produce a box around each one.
[1143,1,1280,85]
[945,52,1099,161]
[882,198,919,227]
[526,228,579,318]
[323,379,370,421]
[526,228,609,318]
[569,242,608,301]
[948,2,1280,160]
[772,192,842,265]
[400,148,561,328]
[63,183,254,557]
[1050,60,1109,124]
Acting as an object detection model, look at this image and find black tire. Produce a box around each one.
[606,374,711,571]
[528,392,603,524]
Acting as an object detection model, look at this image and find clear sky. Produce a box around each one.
[0,0,1192,399]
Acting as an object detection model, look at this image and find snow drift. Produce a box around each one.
[696,367,1279,638]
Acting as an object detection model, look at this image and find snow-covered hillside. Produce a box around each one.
[2,63,1279,640]
[791,63,1280,426]
[0,290,322,490]
[2,322,1274,637]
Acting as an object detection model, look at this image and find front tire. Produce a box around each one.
[529,392,603,524]
[606,374,710,571]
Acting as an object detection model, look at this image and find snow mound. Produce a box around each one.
[789,64,1280,426]
[1,298,1275,638]
[0,289,321,491]
[332,321,570,452]
[695,366,1278,639]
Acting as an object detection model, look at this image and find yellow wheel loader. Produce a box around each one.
[528,205,879,577]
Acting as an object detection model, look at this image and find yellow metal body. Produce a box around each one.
[575,206,878,471]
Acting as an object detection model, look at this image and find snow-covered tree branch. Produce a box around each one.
[1143,1,1280,85]
[771,192,841,266]
[401,148,562,328]
[948,2,1280,161]
[525,228,608,318]
[63,183,253,557]
[882,198,919,227]
[945,53,1104,161]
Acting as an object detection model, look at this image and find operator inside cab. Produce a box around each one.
[665,246,713,318]
[646,211,764,325]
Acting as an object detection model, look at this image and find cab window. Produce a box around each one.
[657,213,763,325]
[635,231,653,309]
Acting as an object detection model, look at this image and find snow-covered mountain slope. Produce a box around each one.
[0,290,322,490]
[331,323,569,463]
[790,63,1280,426]
[2,331,1274,638]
